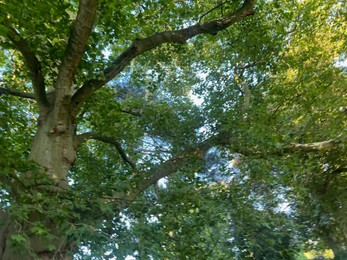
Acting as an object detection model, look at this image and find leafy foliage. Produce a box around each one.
[0,0,346,259]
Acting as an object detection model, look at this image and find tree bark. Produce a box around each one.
[28,113,77,188]
[0,110,78,258]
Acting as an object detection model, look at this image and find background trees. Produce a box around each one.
[0,0,346,259]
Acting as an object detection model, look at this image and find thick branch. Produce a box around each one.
[106,135,341,209]
[55,0,98,99]
[136,133,229,192]
[284,139,338,153]
[135,137,340,193]
[77,132,137,170]
[5,28,49,109]
[101,133,230,210]
[0,87,35,99]
[71,0,256,113]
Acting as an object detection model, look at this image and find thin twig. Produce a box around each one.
[77,133,137,170]
[199,0,229,24]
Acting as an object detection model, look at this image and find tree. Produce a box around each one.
[0,0,346,259]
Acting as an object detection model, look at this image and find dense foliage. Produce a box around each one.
[0,0,346,259]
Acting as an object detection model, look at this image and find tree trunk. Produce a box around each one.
[0,112,77,259]
[28,112,77,188]
[0,211,73,259]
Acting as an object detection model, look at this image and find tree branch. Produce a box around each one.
[0,87,35,99]
[77,132,137,170]
[5,28,49,110]
[104,134,341,209]
[135,133,230,192]
[71,0,256,114]
[101,133,230,210]
[199,0,228,24]
[55,0,99,101]
[134,137,340,194]
[118,109,142,117]
[283,139,339,153]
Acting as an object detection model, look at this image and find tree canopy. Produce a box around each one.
[0,0,346,259]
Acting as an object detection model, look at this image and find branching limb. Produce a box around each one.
[101,133,230,210]
[5,28,49,110]
[71,0,256,114]
[77,132,137,170]
[103,133,341,209]
[55,0,99,101]
[284,139,339,153]
[0,87,35,99]
[135,133,230,192]
[134,136,341,194]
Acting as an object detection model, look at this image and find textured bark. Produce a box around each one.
[6,102,77,257]
[28,113,77,186]
[55,0,98,108]
[0,1,98,257]
[0,111,78,258]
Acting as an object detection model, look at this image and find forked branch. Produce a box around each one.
[5,28,49,110]
[55,0,99,99]
[77,132,137,170]
[131,136,341,197]
[134,132,231,193]
[71,0,256,114]
[92,130,341,210]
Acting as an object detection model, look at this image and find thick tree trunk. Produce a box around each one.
[28,113,77,188]
[0,113,77,259]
